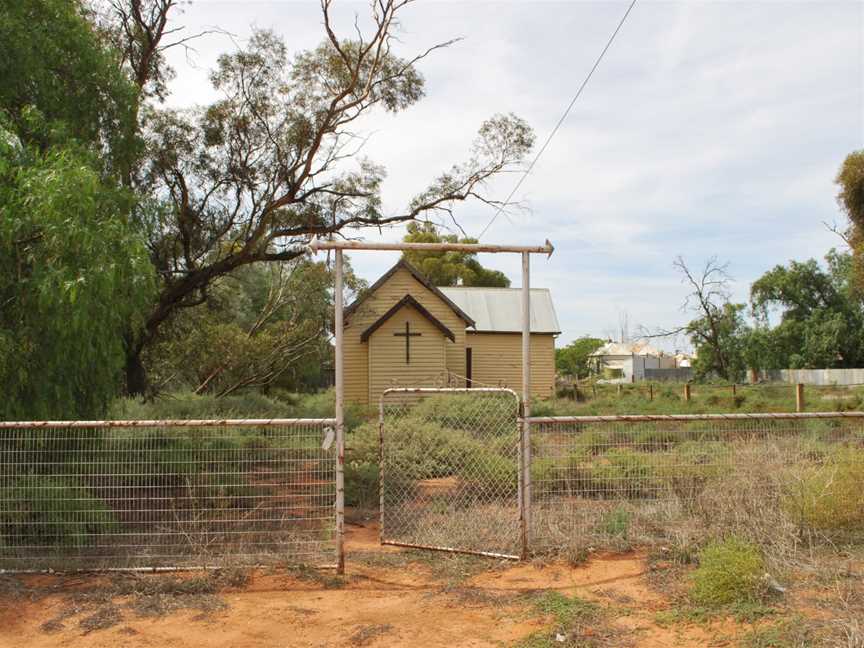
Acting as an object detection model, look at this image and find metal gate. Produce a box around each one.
[379,388,523,558]
[0,418,338,572]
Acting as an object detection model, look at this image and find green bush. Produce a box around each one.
[691,537,766,607]
[590,448,658,499]
[110,389,369,430]
[345,462,379,508]
[458,449,518,499]
[409,393,517,434]
[599,506,631,538]
[785,447,864,535]
[0,477,118,547]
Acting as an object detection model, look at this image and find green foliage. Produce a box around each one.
[688,302,750,382]
[0,477,118,547]
[785,447,864,535]
[0,0,138,170]
[599,506,631,538]
[555,337,605,379]
[836,150,864,289]
[458,449,518,498]
[401,222,510,287]
[590,448,657,498]
[409,393,517,434]
[145,260,366,396]
[111,390,367,430]
[0,136,154,419]
[749,250,864,369]
[691,537,767,608]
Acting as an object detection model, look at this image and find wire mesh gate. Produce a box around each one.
[379,388,523,558]
[0,418,338,571]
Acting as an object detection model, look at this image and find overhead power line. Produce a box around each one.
[477,0,638,240]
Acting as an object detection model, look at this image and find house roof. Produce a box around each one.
[438,287,561,334]
[590,341,663,357]
[360,294,456,343]
[345,259,475,327]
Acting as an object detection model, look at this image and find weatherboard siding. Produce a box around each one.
[368,306,448,402]
[466,332,555,398]
[343,266,466,404]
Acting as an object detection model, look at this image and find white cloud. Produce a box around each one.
[161,0,863,346]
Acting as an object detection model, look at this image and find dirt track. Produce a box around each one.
[0,520,752,648]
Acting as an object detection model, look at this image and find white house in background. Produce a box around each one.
[589,340,683,382]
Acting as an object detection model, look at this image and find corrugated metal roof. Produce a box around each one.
[438,287,560,334]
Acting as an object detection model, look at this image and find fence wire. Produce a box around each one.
[527,413,864,556]
[379,388,522,558]
[0,419,338,571]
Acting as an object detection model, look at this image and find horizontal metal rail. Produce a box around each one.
[0,418,336,429]
[383,386,520,399]
[525,411,864,424]
[309,237,554,256]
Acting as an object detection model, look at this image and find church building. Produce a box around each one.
[343,259,560,405]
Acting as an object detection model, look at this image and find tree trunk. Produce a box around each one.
[125,349,148,397]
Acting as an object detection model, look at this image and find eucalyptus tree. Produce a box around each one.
[402,222,511,287]
[107,0,535,393]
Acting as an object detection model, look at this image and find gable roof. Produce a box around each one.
[360,294,456,342]
[345,259,475,326]
[438,287,561,334]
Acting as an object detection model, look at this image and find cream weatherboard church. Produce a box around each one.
[342,260,561,405]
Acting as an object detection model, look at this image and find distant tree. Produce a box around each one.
[146,257,365,396]
[401,222,510,287]
[99,1,534,394]
[670,256,748,381]
[836,150,864,287]
[555,337,605,379]
[749,250,864,369]
[0,130,154,419]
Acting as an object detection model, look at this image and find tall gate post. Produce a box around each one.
[521,251,531,559]
[334,248,345,574]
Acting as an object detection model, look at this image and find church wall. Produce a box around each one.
[466,332,556,399]
[343,266,467,405]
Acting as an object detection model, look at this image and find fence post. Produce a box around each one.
[796,383,805,412]
[334,248,345,574]
[520,251,531,559]
[683,383,691,402]
[648,383,653,401]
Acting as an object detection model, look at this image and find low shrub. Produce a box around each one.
[589,448,658,499]
[344,462,379,509]
[785,447,864,536]
[409,393,517,434]
[0,477,118,547]
[599,506,631,538]
[458,449,518,499]
[691,537,767,608]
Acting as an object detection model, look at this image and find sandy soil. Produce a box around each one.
[0,520,750,648]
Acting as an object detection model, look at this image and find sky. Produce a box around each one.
[162,0,864,350]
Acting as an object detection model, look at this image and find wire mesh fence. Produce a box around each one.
[0,419,338,572]
[379,388,522,558]
[527,413,864,557]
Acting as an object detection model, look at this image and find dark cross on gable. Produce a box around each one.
[393,321,422,364]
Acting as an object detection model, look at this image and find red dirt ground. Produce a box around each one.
[0,520,751,648]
